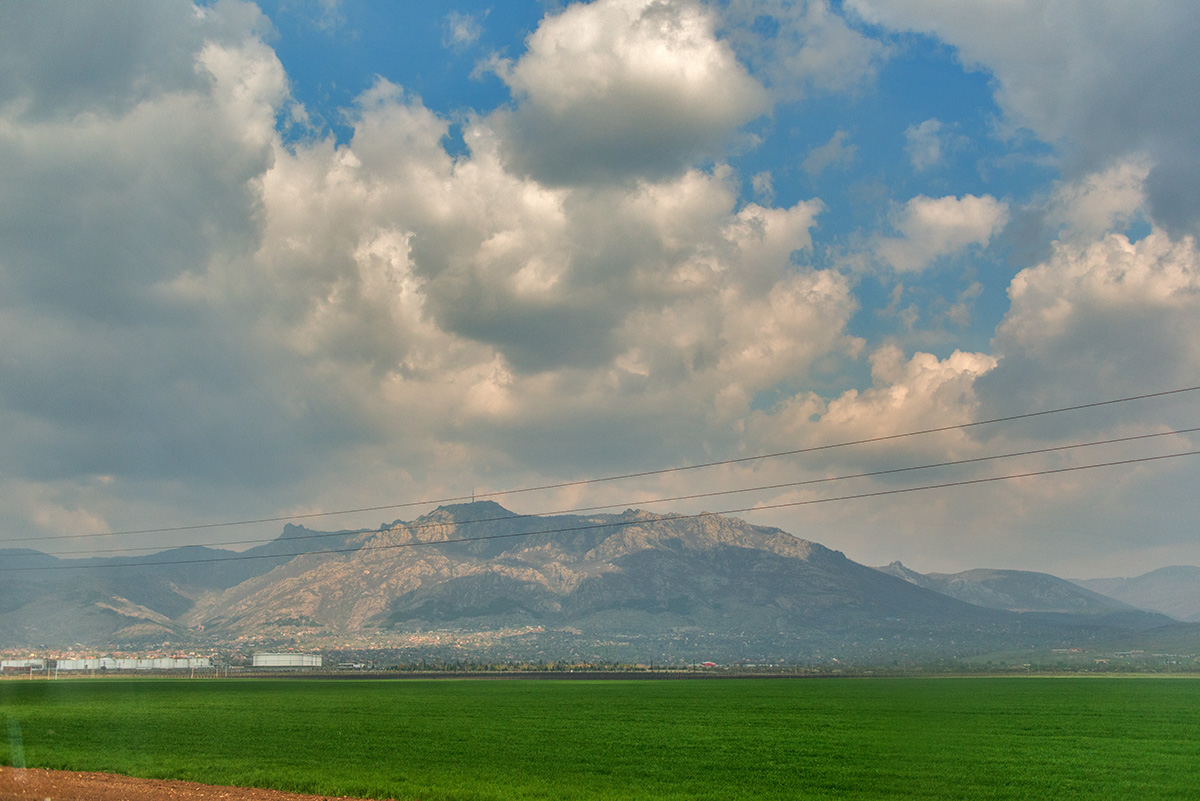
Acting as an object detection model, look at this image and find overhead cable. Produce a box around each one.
[6,448,1197,572]
[7,383,1199,545]
[17,425,1199,559]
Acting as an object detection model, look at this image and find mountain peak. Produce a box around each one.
[616,508,665,522]
[420,500,519,523]
[874,561,929,585]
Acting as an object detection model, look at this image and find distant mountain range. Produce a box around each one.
[875,562,1137,615]
[2,502,1197,663]
[1073,567,1200,622]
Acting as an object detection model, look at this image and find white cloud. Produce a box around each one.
[31,502,110,539]
[252,108,863,491]
[841,346,997,427]
[0,1,233,122]
[8,0,1190,580]
[846,0,1200,236]
[751,170,775,203]
[0,0,876,550]
[313,0,346,31]
[0,2,339,525]
[919,227,1200,572]
[442,10,485,52]
[904,118,943,171]
[489,0,770,184]
[722,200,825,290]
[980,229,1200,421]
[744,345,996,470]
[721,0,890,99]
[600,191,853,423]
[875,194,1009,272]
[802,129,856,176]
[1044,159,1149,243]
[709,269,860,420]
[731,339,1195,576]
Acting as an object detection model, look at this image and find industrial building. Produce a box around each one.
[54,657,211,671]
[1,659,45,670]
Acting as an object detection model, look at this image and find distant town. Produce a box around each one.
[3,639,1197,678]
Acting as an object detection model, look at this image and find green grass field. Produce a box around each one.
[2,677,1198,800]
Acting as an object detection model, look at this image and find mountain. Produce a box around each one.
[876,562,1141,614]
[3,503,1195,662]
[1074,566,1200,622]
[178,503,1187,661]
[0,524,364,646]
[874,562,1173,631]
[185,503,1006,638]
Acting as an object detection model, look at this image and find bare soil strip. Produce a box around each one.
[0,767,397,801]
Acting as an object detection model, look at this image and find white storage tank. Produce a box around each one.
[252,652,322,668]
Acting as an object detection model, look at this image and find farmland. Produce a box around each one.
[2,677,1198,800]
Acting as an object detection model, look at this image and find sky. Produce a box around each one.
[2,0,1199,578]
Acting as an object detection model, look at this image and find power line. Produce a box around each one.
[6,383,1199,546]
[6,448,1198,572]
[18,425,1200,559]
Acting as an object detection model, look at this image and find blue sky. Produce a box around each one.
[1,0,1199,577]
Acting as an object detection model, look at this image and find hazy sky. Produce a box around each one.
[2,0,1199,577]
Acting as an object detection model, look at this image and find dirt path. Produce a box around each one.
[0,767,399,801]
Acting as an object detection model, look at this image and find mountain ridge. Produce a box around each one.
[3,503,1197,662]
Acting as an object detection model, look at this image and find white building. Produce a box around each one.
[54,657,211,671]
[1,659,45,670]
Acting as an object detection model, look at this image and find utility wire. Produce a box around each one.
[17,425,1200,559]
[5,383,1199,546]
[6,448,1198,572]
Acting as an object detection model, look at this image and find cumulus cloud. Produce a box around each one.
[0,0,877,545]
[8,0,1189,579]
[488,0,770,184]
[846,0,1200,236]
[920,227,1200,570]
[0,2,425,539]
[875,194,1009,272]
[0,1,252,122]
[0,2,294,491]
[979,229,1200,423]
[744,345,996,469]
[1043,159,1149,243]
[255,75,846,462]
[836,346,997,429]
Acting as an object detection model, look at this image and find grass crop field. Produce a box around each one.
[2,676,1198,800]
